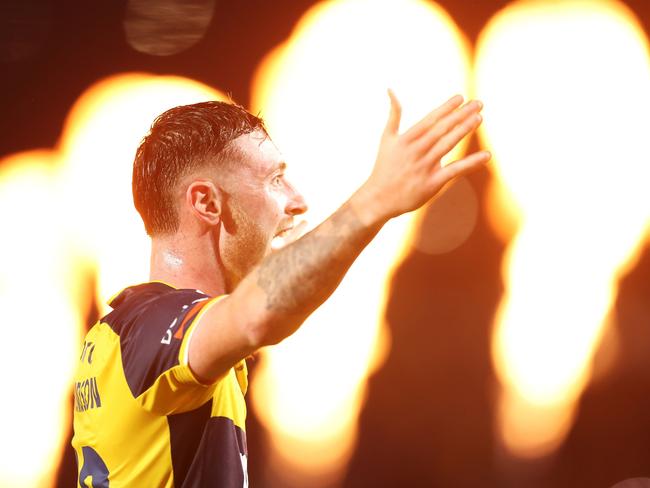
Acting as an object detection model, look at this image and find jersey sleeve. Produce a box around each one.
[107,287,225,415]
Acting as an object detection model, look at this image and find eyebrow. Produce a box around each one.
[266,161,287,178]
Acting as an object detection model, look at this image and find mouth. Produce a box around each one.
[274,226,294,239]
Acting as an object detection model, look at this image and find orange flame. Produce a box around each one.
[250,0,472,485]
[475,0,650,458]
[0,74,223,486]
[0,151,84,487]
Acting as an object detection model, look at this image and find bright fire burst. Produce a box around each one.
[5,1,649,484]
[250,0,471,485]
[475,0,650,458]
[0,152,83,487]
[0,74,222,486]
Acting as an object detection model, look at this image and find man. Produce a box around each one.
[72,92,489,487]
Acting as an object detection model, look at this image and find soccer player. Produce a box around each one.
[72,92,489,487]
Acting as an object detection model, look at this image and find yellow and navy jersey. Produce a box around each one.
[72,282,249,487]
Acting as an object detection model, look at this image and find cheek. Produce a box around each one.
[267,187,289,215]
[242,199,276,242]
[251,190,282,227]
[236,193,272,227]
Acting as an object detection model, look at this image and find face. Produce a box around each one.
[218,131,307,284]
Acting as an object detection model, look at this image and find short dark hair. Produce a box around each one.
[132,101,267,236]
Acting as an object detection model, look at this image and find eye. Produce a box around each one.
[272,174,284,186]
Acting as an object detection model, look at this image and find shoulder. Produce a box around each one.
[98,282,220,406]
[102,282,210,335]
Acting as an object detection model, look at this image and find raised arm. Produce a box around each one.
[188,92,490,382]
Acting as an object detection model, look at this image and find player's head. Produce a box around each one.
[133,100,266,236]
[133,100,307,284]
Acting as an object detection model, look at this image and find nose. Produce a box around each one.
[285,181,308,216]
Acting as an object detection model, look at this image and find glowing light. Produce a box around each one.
[250,0,471,484]
[0,74,223,485]
[0,152,82,487]
[475,0,650,458]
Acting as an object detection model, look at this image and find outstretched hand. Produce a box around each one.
[361,90,490,221]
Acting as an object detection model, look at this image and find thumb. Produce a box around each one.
[383,88,402,136]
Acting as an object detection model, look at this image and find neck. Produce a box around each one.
[149,230,229,297]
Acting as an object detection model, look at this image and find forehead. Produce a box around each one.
[231,131,284,178]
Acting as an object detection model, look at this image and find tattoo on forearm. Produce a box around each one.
[256,202,372,314]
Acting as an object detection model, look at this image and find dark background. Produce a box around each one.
[2,1,650,486]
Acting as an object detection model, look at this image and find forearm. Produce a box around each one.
[188,92,488,381]
[233,187,386,345]
[188,187,387,382]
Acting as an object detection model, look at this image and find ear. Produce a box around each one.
[186,179,222,227]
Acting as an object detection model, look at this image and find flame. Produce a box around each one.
[250,0,471,484]
[0,152,83,487]
[475,0,650,458]
[0,74,223,485]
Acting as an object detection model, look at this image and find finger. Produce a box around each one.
[414,100,482,155]
[434,150,491,183]
[383,89,402,136]
[427,113,483,162]
[403,94,464,141]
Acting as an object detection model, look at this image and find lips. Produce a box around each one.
[274,226,293,239]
